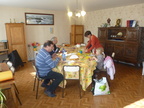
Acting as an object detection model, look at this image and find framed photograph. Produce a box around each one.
[25,13,54,25]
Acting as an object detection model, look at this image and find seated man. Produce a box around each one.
[35,40,63,97]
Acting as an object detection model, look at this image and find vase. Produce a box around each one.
[33,48,37,51]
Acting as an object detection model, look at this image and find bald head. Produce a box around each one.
[51,37,58,44]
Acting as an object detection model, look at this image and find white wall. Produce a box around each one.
[0,6,73,60]
[82,3,144,43]
[0,6,72,45]
[0,3,144,60]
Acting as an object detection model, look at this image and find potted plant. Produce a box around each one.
[0,89,6,108]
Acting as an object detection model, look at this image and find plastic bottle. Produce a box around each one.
[62,48,66,61]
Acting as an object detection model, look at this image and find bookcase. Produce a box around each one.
[98,27,144,65]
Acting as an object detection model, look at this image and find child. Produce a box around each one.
[93,48,105,71]
[91,48,105,91]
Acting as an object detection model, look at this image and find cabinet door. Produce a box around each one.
[70,25,84,45]
[5,23,27,62]
[114,43,124,59]
[127,28,139,42]
[70,33,75,45]
[124,44,138,62]
[105,42,114,56]
[98,28,107,40]
[138,28,144,62]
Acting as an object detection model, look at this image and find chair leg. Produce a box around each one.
[14,83,19,94]
[15,90,22,105]
[102,71,110,87]
[10,84,18,108]
[79,80,81,99]
[33,75,37,91]
[36,79,39,99]
[62,80,64,98]
[106,73,110,87]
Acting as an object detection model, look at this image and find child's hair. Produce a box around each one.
[96,48,103,54]
[96,48,105,58]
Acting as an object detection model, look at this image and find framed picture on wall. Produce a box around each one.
[25,13,54,25]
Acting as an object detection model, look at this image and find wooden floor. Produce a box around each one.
[4,61,144,108]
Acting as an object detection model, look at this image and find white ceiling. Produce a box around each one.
[0,0,144,12]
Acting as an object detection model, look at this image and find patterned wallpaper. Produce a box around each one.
[81,3,144,43]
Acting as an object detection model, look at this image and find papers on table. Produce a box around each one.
[69,55,79,59]
[59,53,76,57]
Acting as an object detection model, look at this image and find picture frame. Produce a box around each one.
[25,13,54,25]
[115,19,121,27]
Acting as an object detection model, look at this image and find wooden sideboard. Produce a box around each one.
[98,27,144,65]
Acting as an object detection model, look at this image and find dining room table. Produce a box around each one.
[52,45,97,91]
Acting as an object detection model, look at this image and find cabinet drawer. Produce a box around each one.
[115,43,124,47]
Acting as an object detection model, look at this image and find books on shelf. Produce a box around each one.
[126,20,137,27]
[132,20,137,27]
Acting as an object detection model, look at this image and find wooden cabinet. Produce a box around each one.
[98,27,144,64]
[70,25,84,45]
[5,23,27,62]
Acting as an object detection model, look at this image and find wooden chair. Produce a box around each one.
[62,65,81,98]
[32,62,44,99]
[0,80,22,108]
[0,63,21,107]
[32,61,54,99]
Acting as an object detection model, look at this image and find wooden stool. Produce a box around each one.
[0,80,22,108]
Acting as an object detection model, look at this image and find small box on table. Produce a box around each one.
[0,63,14,82]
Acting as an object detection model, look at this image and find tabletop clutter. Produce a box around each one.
[53,45,97,91]
[56,45,112,96]
[0,63,14,82]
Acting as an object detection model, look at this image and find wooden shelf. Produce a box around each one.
[108,37,125,40]
[0,49,8,55]
[0,49,8,52]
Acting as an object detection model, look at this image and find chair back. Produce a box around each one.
[111,52,115,60]
[63,65,80,80]
[62,65,81,98]
[32,61,41,78]
[103,55,115,80]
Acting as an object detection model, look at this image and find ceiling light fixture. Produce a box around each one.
[68,0,86,17]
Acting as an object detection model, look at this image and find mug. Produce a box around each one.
[79,50,83,54]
